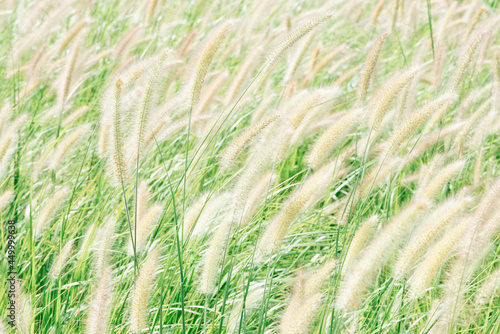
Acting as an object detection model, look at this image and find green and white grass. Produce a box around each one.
[1,0,500,333]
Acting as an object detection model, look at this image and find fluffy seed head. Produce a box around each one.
[409,219,469,298]
[50,239,75,280]
[184,21,232,106]
[219,113,280,169]
[418,160,465,202]
[266,13,332,68]
[307,108,360,169]
[280,292,322,334]
[383,93,457,158]
[341,215,377,276]
[109,78,129,184]
[128,203,163,255]
[256,163,336,260]
[199,215,233,295]
[36,186,71,236]
[130,248,160,333]
[475,267,500,307]
[337,203,422,311]
[356,32,389,104]
[447,30,485,94]
[48,125,89,170]
[368,67,419,131]
[226,287,264,334]
[0,189,14,211]
[86,266,113,334]
[394,196,471,278]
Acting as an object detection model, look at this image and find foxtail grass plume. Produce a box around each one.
[304,259,336,294]
[57,33,83,106]
[62,106,89,126]
[409,218,469,298]
[55,20,87,55]
[113,26,142,60]
[199,215,232,295]
[109,79,129,184]
[240,171,274,227]
[14,280,32,334]
[444,209,500,327]
[473,149,484,189]
[118,51,168,89]
[423,104,451,134]
[280,260,334,334]
[251,94,276,124]
[357,157,404,200]
[260,13,332,84]
[145,0,158,23]
[0,102,12,132]
[98,122,110,158]
[267,13,332,67]
[429,180,500,332]
[6,1,500,333]
[307,108,361,169]
[0,189,14,211]
[452,98,492,154]
[493,52,500,115]
[0,133,17,177]
[136,181,150,225]
[383,93,457,158]
[193,71,229,117]
[332,63,361,87]
[280,291,322,334]
[5,113,27,134]
[50,239,75,280]
[12,4,67,62]
[336,201,425,312]
[284,31,317,84]
[417,160,465,203]
[48,125,89,170]
[256,162,336,261]
[394,196,471,278]
[447,29,485,94]
[303,45,344,85]
[464,6,485,41]
[184,21,232,106]
[128,203,163,255]
[128,50,170,162]
[276,89,335,159]
[94,217,116,276]
[337,161,395,224]
[177,29,197,58]
[231,142,275,221]
[280,271,306,333]
[219,113,280,169]
[474,267,500,307]
[368,67,419,131]
[86,266,113,334]
[369,0,385,26]
[130,248,160,333]
[190,193,229,238]
[287,89,335,130]
[356,32,388,105]
[224,47,262,105]
[35,186,71,236]
[181,193,209,240]
[226,287,264,334]
[406,124,463,163]
[144,114,211,148]
[341,215,377,276]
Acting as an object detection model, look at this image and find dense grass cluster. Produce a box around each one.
[1,0,500,333]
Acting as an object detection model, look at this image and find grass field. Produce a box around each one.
[1,0,500,333]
